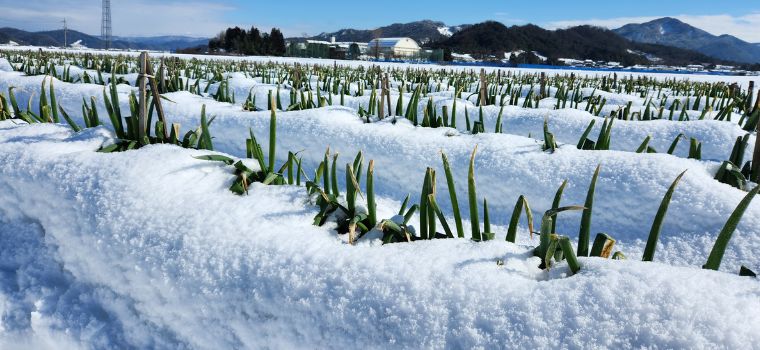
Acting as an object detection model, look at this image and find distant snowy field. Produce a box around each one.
[1,48,760,349]
[3,44,760,87]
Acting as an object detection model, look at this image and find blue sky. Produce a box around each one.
[228,0,760,36]
[1,0,759,41]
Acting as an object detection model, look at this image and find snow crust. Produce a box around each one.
[3,45,759,90]
[0,58,12,72]
[2,50,760,348]
[1,70,759,270]
[1,121,759,349]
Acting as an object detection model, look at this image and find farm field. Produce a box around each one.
[1,48,760,349]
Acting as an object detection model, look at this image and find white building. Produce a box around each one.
[301,39,368,52]
[367,37,421,58]
[686,64,705,71]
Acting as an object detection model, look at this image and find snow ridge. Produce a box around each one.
[1,122,759,349]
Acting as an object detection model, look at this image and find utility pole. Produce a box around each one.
[62,18,68,48]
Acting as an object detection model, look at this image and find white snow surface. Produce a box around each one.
[2,46,759,90]
[2,51,760,348]
[1,70,758,267]
[0,58,12,72]
[1,121,760,349]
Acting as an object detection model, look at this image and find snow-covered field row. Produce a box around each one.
[2,67,759,265]
[1,121,759,349]
[1,71,753,162]
[1,51,755,164]
[3,44,760,88]
[2,49,760,349]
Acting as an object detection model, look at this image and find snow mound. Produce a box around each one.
[146,92,760,270]
[0,72,758,270]
[1,121,759,348]
[0,58,12,72]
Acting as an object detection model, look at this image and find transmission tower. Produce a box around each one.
[62,18,68,48]
[101,0,112,49]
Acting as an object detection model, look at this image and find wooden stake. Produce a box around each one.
[385,73,392,117]
[145,58,169,141]
[751,81,760,182]
[137,52,148,143]
[479,68,487,106]
[748,81,755,112]
[158,58,165,93]
[378,79,385,119]
[540,72,547,98]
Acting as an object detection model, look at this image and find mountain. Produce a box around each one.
[434,21,726,66]
[0,28,207,51]
[0,27,59,47]
[614,17,760,64]
[305,20,468,45]
[114,36,209,50]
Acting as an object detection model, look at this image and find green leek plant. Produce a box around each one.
[703,185,760,270]
[550,180,568,234]
[542,118,557,152]
[578,165,601,256]
[536,206,585,271]
[589,233,616,258]
[441,152,465,238]
[468,146,481,241]
[506,195,533,243]
[642,171,686,261]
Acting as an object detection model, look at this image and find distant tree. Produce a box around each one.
[261,32,271,55]
[223,27,245,53]
[621,55,639,67]
[248,27,262,55]
[269,28,286,56]
[348,43,361,60]
[547,55,563,66]
[208,31,225,52]
[207,25,287,56]
[177,45,207,54]
[508,53,517,63]
[443,47,452,62]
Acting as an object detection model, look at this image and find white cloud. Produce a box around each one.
[546,13,760,43]
[0,0,235,37]
[674,13,760,42]
[493,13,528,26]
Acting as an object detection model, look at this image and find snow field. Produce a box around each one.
[1,121,759,349]
[2,51,760,349]
[3,46,760,90]
[1,67,760,269]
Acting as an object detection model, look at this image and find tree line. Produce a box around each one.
[209,26,286,56]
